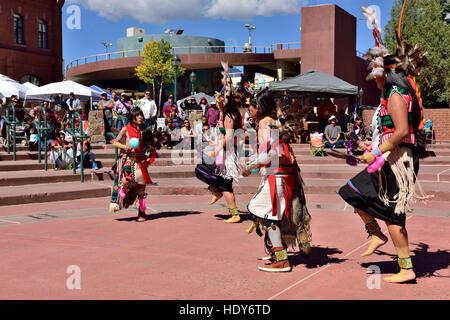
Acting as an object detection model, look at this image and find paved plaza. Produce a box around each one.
[0,143,449,301]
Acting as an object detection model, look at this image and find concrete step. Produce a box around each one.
[0,166,196,186]
[2,146,450,162]
[1,164,449,187]
[0,174,447,206]
[0,181,111,206]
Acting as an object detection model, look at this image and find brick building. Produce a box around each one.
[0,0,64,85]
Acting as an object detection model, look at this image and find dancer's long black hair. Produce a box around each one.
[128,107,146,131]
[223,91,244,129]
[383,55,421,135]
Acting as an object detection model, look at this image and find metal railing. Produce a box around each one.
[1,103,19,161]
[33,107,52,170]
[66,112,90,183]
[66,42,365,72]
[272,42,301,50]
[65,45,274,71]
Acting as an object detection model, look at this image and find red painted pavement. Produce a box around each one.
[0,196,448,300]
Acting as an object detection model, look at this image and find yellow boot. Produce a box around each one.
[224,207,241,223]
[383,246,416,283]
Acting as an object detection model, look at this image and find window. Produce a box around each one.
[39,20,48,49]
[13,14,24,45]
[20,75,42,87]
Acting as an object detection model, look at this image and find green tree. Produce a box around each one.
[135,39,185,111]
[384,0,450,107]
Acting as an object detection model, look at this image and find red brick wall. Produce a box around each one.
[0,0,64,84]
[362,108,450,142]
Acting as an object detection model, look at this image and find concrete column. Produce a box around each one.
[276,60,286,81]
[243,66,255,84]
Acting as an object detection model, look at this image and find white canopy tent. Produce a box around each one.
[25,80,102,101]
[0,74,30,99]
[22,82,39,89]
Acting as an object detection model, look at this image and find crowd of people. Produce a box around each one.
[0,92,96,170]
[300,96,372,150]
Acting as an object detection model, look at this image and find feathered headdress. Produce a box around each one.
[362,1,427,80]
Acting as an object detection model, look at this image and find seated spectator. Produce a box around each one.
[306,110,318,121]
[76,139,98,170]
[49,131,74,170]
[181,119,195,149]
[165,119,181,149]
[349,116,370,142]
[169,111,183,129]
[323,115,344,148]
[194,116,208,136]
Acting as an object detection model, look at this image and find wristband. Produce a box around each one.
[372,147,382,157]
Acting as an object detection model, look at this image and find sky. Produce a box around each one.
[62,0,395,69]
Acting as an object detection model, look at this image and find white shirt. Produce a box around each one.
[371,105,382,148]
[139,98,157,119]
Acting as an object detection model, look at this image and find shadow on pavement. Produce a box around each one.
[214,211,252,222]
[115,210,201,222]
[290,246,346,269]
[361,242,450,279]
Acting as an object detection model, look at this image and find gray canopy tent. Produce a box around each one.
[268,69,359,98]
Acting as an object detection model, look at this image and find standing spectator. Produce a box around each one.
[318,97,337,133]
[114,93,131,130]
[138,90,157,130]
[28,127,39,151]
[205,101,220,127]
[97,93,115,141]
[65,92,81,125]
[53,93,69,121]
[199,97,209,115]
[66,92,81,113]
[162,97,179,119]
[111,91,119,102]
[323,115,344,148]
[337,109,351,133]
[349,116,370,142]
[0,97,6,142]
[39,100,61,141]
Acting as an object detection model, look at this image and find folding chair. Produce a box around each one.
[308,132,325,157]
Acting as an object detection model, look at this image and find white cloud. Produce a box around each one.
[68,0,308,24]
[206,0,308,20]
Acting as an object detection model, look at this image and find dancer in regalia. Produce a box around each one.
[109,107,164,222]
[338,4,432,283]
[195,63,244,223]
[243,89,312,272]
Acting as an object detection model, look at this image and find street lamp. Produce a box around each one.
[359,88,364,106]
[244,24,256,52]
[101,41,113,54]
[189,71,197,95]
[172,54,181,102]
